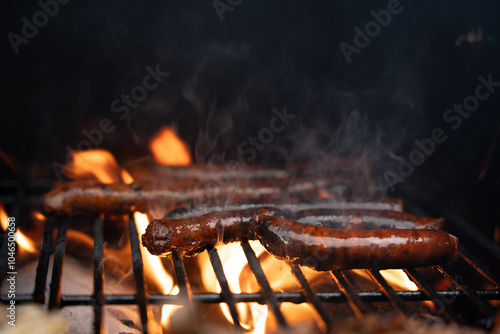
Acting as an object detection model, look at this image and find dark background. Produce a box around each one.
[2,1,500,238]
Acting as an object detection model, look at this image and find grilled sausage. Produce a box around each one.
[142,209,458,270]
[256,214,458,271]
[42,180,290,215]
[293,209,444,230]
[142,208,280,256]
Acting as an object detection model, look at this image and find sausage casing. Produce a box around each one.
[256,215,458,271]
[293,208,444,230]
[142,208,280,256]
[142,209,458,271]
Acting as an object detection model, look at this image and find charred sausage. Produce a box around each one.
[142,208,280,256]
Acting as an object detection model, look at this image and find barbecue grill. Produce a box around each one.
[1,178,499,333]
[3,1,500,332]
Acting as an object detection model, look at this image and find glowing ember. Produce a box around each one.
[65,149,123,183]
[149,126,192,166]
[32,211,47,222]
[121,168,134,184]
[0,204,37,254]
[317,187,331,198]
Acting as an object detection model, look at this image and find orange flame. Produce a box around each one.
[134,212,182,332]
[134,212,175,294]
[200,241,269,333]
[200,241,324,333]
[379,270,418,291]
[65,149,123,183]
[243,244,324,332]
[199,241,432,332]
[121,168,134,184]
[149,127,192,166]
[161,286,181,330]
[0,204,37,254]
[32,211,47,222]
[63,146,182,330]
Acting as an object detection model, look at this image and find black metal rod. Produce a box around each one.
[366,269,410,316]
[458,245,500,289]
[437,265,495,318]
[431,203,500,259]
[10,289,497,307]
[404,268,458,322]
[170,251,191,300]
[48,218,68,309]
[330,270,376,319]
[207,246,242,332]
[93,215,105,334]
[33,215,56,304]
[165,212,197,324]
[288,262,333,328]
[241,241,288,329]
[128,214,149,333]
[169,251,198,331]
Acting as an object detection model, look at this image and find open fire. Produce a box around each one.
[1,125,499,334]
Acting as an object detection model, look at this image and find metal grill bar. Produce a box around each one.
[241,240,288,328]
[458,245,500,289]
[207,246,242,332]
[330,270,376,319]
[437,265,496,318]
[165,212,197,321]
[403,268,458,321]
[1,178,499,333]
[163,208,192,301]
[33,215,55,303]
[128,214,149,333]
[288,262,333,328]
[366,269,410,316]
[93,215,104,334]
[170,251,191,300]
[48,218,68,309]
[431,203,500,259]
[8,289,498,307]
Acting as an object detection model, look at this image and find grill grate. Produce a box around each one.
[1,179,500,333]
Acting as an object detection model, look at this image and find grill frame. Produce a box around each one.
[1,179,500,333]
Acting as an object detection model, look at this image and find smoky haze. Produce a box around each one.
[1,0,500,200]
